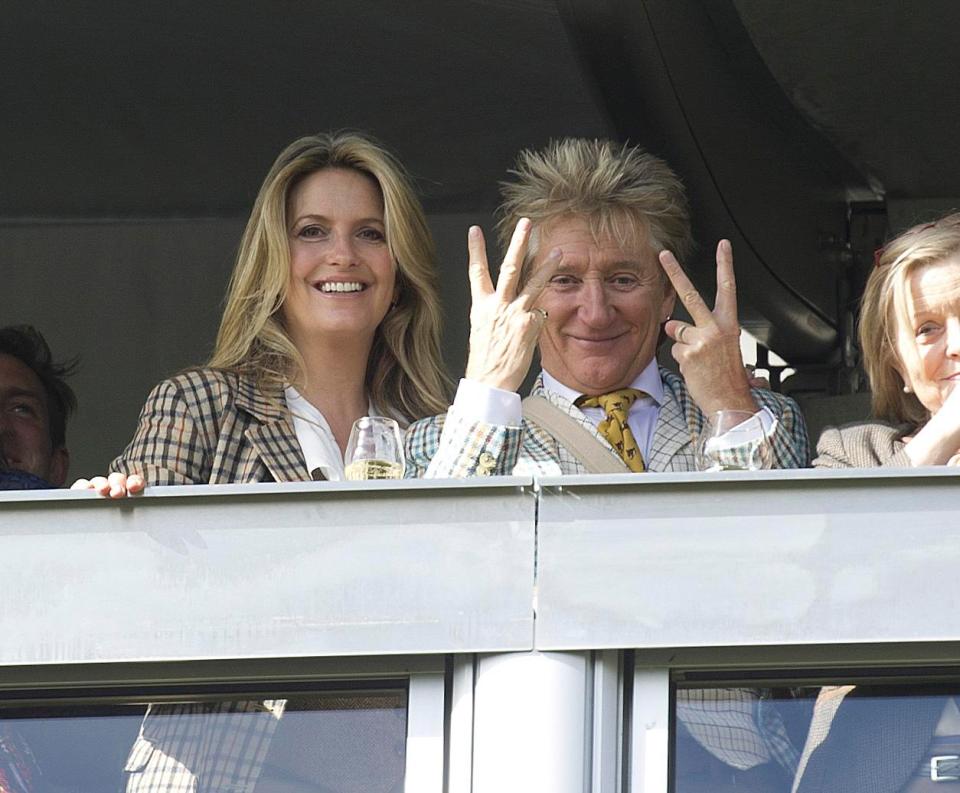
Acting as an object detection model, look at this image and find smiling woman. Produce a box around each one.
[815,212,960,468]
[74,131,451,495]
[284,168,398,346]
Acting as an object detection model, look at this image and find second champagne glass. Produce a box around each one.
[343,416,406,480]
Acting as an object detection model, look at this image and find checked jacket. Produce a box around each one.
[406,367,810,478]
[110,368,310,484]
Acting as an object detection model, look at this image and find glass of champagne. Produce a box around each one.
[695,410,773,471]
[344,416,406,480]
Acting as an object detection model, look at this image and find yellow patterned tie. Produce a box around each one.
[575,389,646,472]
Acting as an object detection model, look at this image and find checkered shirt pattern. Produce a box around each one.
[406,367,810,477]
[124,700,286,793]
[111,368,309,484]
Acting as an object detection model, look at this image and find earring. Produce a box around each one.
[903,384,912,394]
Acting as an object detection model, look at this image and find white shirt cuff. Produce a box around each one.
[704,407,777,453]
[757,407,776,435]
[451,378,522,426]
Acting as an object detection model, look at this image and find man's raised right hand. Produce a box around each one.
[463,218,561,392]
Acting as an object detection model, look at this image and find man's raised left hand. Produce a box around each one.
[659,239,758,416]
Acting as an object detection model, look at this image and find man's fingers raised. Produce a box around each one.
[467,225,494,300]
[713,239,738,322]
[495,218,532,301]
[658,250,712,326]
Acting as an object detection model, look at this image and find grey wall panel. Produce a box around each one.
[0,479,536,664]
[535,469,960,650]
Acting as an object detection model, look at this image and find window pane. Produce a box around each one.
[675,683,960,793]
[0,688,406,793]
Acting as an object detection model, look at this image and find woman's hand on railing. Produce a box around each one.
[70,472,146,498]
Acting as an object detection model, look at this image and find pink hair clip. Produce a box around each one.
[874,220,940,267]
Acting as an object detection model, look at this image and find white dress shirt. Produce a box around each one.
[285,386,380,482]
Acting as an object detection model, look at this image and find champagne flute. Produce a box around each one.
[696,410,773,471]
[344,416,406,480]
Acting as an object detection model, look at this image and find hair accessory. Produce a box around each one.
[873,221,940,268]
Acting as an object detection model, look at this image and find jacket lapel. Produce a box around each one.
[648,397,692,471]
[646,369,697,471]
[234,376,309,483]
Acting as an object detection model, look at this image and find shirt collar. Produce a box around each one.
[541,358,665,407]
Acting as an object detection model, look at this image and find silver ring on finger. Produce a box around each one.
[676,324,687,343]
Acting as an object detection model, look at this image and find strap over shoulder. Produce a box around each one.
[521,395,630,475]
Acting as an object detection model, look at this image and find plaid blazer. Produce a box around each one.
[111,368,309,484]
[406,367,810,477]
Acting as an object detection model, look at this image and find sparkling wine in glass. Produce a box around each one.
[344,416,405,480]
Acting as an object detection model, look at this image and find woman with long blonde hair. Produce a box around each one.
[78,131,449,494]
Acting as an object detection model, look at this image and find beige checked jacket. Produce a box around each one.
[813,421,914,468]
[111,368,310,484]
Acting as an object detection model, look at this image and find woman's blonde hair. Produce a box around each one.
[861,212,960,425]
[496,138,692,288]
[209,131,450,420]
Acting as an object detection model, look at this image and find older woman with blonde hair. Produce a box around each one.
[800,213,960,793]
[816,212,960,468]
[77,130,450,494]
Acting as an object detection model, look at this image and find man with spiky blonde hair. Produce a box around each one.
[407,138,808,477]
